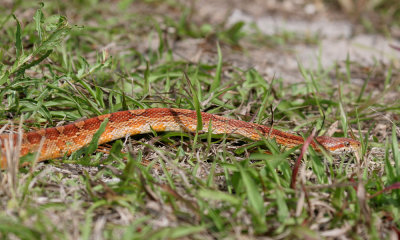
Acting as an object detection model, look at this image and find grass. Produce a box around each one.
[0,0,399,239]
[328,0,400,33]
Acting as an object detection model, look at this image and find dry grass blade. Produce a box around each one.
[291,128,316,189]
[369,182,400,199]
[4,119,23,196]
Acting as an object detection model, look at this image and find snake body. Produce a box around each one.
[0,108,360,168]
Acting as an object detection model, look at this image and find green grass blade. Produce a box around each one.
[237,163,264,217]
[210,42,222,91]
[33,3,44,41]
[184,72,202,131]
[12,14,23,59]
[198,188,241,205]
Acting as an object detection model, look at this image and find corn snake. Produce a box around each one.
[0,108,360,168]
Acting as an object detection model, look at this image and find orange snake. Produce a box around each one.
[0,108,360,168]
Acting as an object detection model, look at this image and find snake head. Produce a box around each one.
[315,136,361,154]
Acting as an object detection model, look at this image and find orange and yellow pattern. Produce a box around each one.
[0,108,360,168]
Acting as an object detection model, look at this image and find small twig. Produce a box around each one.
[369,182,400,199]
[290,128,316,189]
